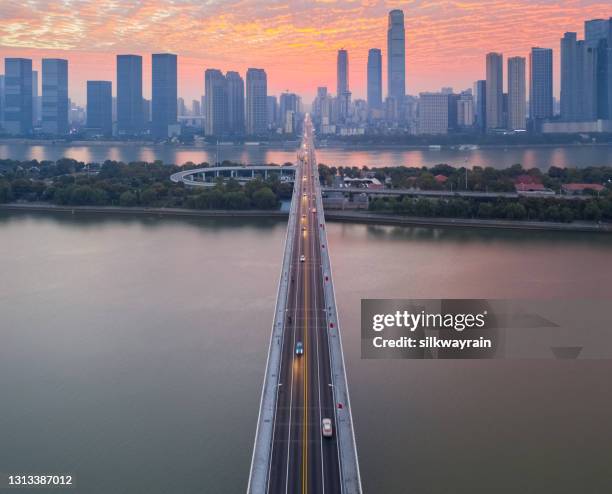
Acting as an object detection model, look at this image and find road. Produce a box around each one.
[266,116,342,493]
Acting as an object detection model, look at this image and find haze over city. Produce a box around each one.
[1,0,609,104]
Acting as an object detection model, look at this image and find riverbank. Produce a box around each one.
[2,203,609,233]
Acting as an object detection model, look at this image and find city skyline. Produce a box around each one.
[1,1,609,105]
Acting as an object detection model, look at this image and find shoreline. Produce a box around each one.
[1,138,611,152]
[1,203,609,233]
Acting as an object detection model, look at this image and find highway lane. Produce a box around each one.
[267,117,341,494]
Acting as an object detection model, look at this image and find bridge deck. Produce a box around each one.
[248,116,361,494]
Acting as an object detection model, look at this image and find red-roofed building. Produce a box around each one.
[562,183,605,195]
[434,174,448,184]
[514,174,545,192]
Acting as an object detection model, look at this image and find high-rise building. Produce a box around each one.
[143,98,151,123]
[337,49,350,121]
[117,55,143,134]
[41,59,69,135]
[151,53,177,139]
[387,9,406,102]
[561,32,580,121]
[87,80,112,136]
[367,48,382,110]
[246,68,267,135]
[226,71,245,134]
[474,80,486,132]
[280,92,301,133]
[4,58,33,135]
[0,75,5,125]
[507,56,526,130]
[32,70,39,126]
[418,92,449,134]
[266,95,278,129]
[337,49,348,97]
[485,52,503,130]
[529,47,553,123]
[205,69,228,136]
[192,99,201,116]
[457,90,474,128]
[584,17,612,119]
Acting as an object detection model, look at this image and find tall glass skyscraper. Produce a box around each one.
[204,69,228,136]
[474,80,487,132]
[387,9,406,102]
[584,17,611,119]
[87,81,112,136]
[117,55,143,135]
[337,49,348,96]
[529,47,553,122]
[507,57,526,130]
[486,52,503,129]
[246,68,267,135]
[151,53,177,139]
[4,58,33,135]
[41,58,69,135]
[226,71,245,134]
[367,48,382,110]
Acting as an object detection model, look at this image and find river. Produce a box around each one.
[0,212,611,493]
[1,141,612,170]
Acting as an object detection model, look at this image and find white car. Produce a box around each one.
[322,418,333,437]
[299,254,306,262]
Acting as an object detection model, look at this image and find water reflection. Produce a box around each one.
[1,142,612,169]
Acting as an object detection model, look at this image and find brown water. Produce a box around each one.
[0,212,611,493]
[1,142,612,169]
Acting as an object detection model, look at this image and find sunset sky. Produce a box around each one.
[1,0,610,106]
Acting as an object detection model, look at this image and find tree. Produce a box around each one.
[0,181,12,203]
[252,187,277,209]
[119,191,138,207]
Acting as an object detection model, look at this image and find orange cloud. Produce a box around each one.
[0,0,609,105]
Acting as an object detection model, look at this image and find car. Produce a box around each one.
[311,208,316,213]
[302,226,307,232]
[303,193,307,198]
[299,254,306,262]
[295,341,304,355]
[322,418,333,437]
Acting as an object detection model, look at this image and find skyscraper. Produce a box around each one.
[337,49,350,120]
[87,81,112,136]
[418,92,449,135]
[205,69,228,136]
[0,75,5,125]
[561,32,580,121]
[507,56,526,131]
[367,48,382,110]
[337,49,348,96]
[387,9,406,102]
[267,95,278,129]
[226,71,245,134]
[32,70,39,126]
[474,80,486,132]
[584,17,612,119]
[117,54,143,134]
[4,58,33,135]
[246,68,267,135]
[529,47,553,123]
[41,58,69,135]
[485,52,503,129]
[280,92,301,133]
[151,53,177,139]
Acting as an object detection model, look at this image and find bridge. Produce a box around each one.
[170,165,296,187]
[247,115,362,494]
